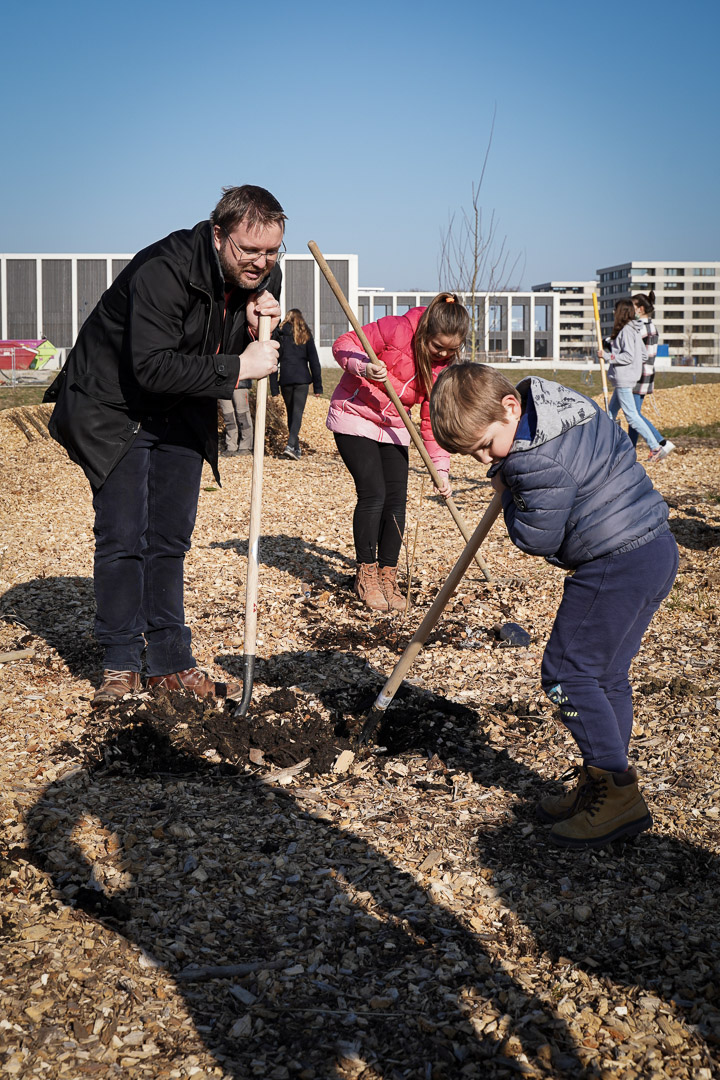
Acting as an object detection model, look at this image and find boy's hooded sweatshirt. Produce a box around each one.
[492,377,669,570]
[607,318,647,388]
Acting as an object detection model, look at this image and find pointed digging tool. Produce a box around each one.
[308,241,492,583]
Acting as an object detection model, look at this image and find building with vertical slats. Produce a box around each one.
[0,252,358,365]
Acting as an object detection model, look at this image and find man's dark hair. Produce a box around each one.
[211,185,286,233]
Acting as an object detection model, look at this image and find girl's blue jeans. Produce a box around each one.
[608,387,661,451]
[628,393,663,448]
[541,531,678,772]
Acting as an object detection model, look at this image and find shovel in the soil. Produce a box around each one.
[358,492,503,748]
[234,314,272,719]
[308,241,493,584]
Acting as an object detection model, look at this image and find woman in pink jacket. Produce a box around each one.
[327,293,469,612]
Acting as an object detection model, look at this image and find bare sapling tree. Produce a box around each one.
[438,110,524,361]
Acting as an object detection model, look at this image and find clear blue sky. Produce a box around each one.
[2,0,718,290]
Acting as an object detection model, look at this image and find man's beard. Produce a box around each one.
[218,242,271,291]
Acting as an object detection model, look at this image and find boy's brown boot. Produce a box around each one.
[379,565,406,612]
[536,765,590,823]
[549,765,652,849]
[354,562,389,612]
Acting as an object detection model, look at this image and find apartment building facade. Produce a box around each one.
[531,281,597,359]
[597,261,719,363]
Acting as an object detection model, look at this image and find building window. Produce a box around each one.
[489,338,504,352]
[694,326,716,333]
[319,259,350,345]
[664,340,684,348]
[512,306,526,332]
[664,268,684,276]
[112,260,131,280]
[663,324,684,332]
[7,260,37,339]
[534,338,548,358]
[632,268,655,277]
[692,296,715,305]
[693,268,716,276]
[489,304,504,331]
[665,282,684,290]
[663,297,684,304]
[41,259,73,347]
[534,304,550,331]
[512,338,526,356]
[693,283,715,291]
[692,311,716,320]
[285,261,315,334]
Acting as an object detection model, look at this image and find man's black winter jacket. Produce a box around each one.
[44,220,282,488]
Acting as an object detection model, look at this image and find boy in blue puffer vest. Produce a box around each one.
[430,363,678,850]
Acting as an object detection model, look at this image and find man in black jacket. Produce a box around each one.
[45,185,285,705]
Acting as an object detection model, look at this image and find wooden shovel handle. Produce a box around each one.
[375,492,503,710]
[592,293,610,411]
[236,314,272,716]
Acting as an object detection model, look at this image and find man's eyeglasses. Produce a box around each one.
[223,228,286,264]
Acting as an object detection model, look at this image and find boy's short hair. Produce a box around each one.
[430,363,520,453]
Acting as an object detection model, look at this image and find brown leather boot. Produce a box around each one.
[354,563,389,612]
[147,667,242,700]
[536,765,590,823]
[549,765,652,849]
[379,565,406,612]
[93,670,142,708]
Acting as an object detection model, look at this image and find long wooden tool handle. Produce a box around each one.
[375,492,503,711]
[308,241,492,582]
[236,314,272,717]
[592,293,610,412]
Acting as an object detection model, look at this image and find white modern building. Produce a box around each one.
[0,252,359,364]
[357,288,560,361]
[532,281,597,359]
[597,261,719,364]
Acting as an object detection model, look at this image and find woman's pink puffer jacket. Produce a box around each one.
[326,307,450,472]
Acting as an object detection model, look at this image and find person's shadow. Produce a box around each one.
[215,651,720,1071]
[0,575,100,679]
[25,726,589,1079]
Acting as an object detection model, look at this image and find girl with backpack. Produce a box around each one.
[327,293,469,612]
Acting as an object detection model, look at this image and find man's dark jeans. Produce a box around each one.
[91,417,204,676]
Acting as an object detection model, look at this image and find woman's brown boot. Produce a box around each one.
[379,565,406,612]
[354,562,389,611]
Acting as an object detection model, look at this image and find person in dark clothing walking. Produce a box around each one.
[271,309,323,459]
[44,185,285,706]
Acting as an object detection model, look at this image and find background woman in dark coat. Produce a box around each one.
[272,309,323,459]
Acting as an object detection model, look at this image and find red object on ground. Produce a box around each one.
[0,341,40,369]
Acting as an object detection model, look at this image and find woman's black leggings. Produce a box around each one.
[281,383,309,451]
[334,433,409,566]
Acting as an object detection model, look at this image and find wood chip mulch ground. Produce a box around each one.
[1,384,719,1080]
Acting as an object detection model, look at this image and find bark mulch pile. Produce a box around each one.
[1,386,719,1079]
